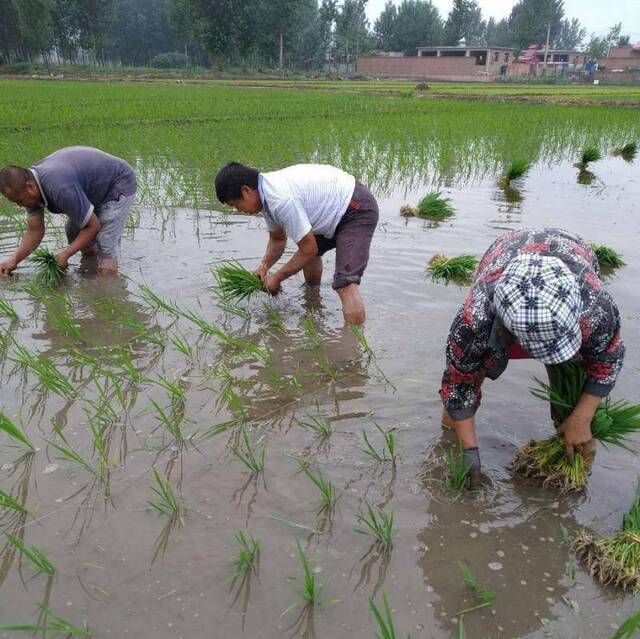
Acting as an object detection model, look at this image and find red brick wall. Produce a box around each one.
[356,55,498,81]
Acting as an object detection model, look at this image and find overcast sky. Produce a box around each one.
[364,0,640,41]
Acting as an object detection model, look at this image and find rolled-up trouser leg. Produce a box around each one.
[94,192,136,261]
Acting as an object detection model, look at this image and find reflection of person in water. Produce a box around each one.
[439,228,625,486]
[214,162,378,325]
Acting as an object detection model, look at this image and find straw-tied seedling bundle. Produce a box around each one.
[513,362,640,492]
[400,192,454,220]
[498,160,530,188]
[29,248,65,288]
[573,479,640,592]
[427,254,478,284]
[590,244,625,270]
[212,261,268,302]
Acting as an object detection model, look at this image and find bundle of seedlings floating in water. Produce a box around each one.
[400,192,454,220]
[573,478,640,592]
[213,261,267,302]
[612,141,638,160]
[498,160,530,188]
[590,244,626,270]
[29,248,65,287]
[513,362,640,492]
[575,146,602,170]
[427,254,478,283]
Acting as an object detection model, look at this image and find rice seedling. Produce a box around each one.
[0,489,28,513]
[150,399,186,444]
[590,244,625,269]
[153,375,187,413]
[573,478,640,592]
[457,562,495,614]
[300,414,333,440]
[354,501,394,547]
[5,533,55,575]
[417,192,454,220]
[170,333,194,359]
[10,343,75,398]
[139,284,182,317]
[427,254,478,283]
[29,247,65,287]
[0,298,18,321]
[0,410,34,450]
[514,362,640,491]
[301,463,338,509]
[218,299,252,321]
[0,604,91,637]
[612,141,638,159]
[44,293,81,340]
[48,428,99,479]
[180,308,219,336]
[147,466,184,524]
[578,146,601,167]
[350,325,376,361]
[263,302,285,331]
[369,592,411,639]
[301,317,323,349]
[445,444,470,492]
[213,262,267,302]
[499,160,530,186]
[227,531,260,584]
[611,609,640,639]
[232,428,266,475]
[283,541,326,615]
[361,422,397,464]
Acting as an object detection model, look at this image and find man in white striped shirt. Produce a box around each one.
[215,162,378,324]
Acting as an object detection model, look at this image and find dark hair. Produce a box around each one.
[0,165,30,193]
[215,162,259,203]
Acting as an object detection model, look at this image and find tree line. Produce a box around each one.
[0,0,632,70]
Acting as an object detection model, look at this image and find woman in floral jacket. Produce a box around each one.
[440,228,625,485]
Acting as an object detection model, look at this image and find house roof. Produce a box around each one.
[415,45,514,52]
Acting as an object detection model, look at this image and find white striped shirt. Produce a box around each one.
[258,164,356,242]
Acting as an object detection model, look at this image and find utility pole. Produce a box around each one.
[542,23,551,73]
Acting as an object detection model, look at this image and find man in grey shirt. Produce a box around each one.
[0,146,137,275]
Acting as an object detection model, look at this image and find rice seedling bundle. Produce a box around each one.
[579,146,601,166]
[213,262,266,302]
[427,254,478,283]
[590,244,625,269]
[573,479,640,592]
[399,205,418,217]
[513,362,640,492]
[499,160,530,186]
[612,141,638,159]
[417,192,454,220]
[29,248,65,288]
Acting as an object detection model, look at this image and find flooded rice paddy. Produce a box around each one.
[0,81,639,638]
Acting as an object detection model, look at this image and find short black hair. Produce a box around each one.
[0,165,30,193]
[215,162,259,203]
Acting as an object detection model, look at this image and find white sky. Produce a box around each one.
[364,0,640,41]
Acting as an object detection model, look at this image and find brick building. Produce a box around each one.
[356,46,515,82]
[597,45,640,82]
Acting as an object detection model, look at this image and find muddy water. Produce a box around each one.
[0,150,639,639]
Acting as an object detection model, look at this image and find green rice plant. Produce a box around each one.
[263,302,285,330]
[153,376,187,413]
[301,317,323,349]
[499,160,530,185]
[45,293,81,340]
[5,533,55,575]
[218,299,252,321]
[445,444,470,492]
[369,593,411,639]
[590,244,625,269]
[29,247,65,288]
[350,325,376,360]
[417,192,454,219]
[48,428,99,479]
[613,141,638,159]
[427,254,478,283]
[0,489,28,513]
[301,463,338,509]
[573,478,640,592]
[139,284,182,317]
[300,414,333,440]
[457,561,495,614]
[10,343,75,398]
[227,531,260,584]
[213,262,266,302]
[354,500,394,547]
[150,399,185,443]
[170,333,194,358]
[0,410,34,450]
[361,422,397,464]
[611,609,640,639]
[0,298,18,321]
[580,146,602,166]
[0,604,91,637]
[180,308,219,336]
[283,541,325,614]
[232,428,266,474]
[147,466,184,524]
[515,362,640,491]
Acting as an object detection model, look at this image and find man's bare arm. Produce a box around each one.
[0,214,45,274]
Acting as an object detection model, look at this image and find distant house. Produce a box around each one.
[517,44,586,68]
[596,45,640,82]
[356,46,515,82]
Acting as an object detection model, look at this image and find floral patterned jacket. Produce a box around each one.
[440,228,625,420]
